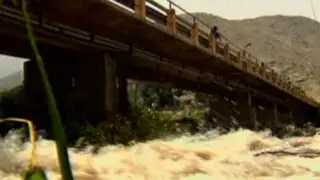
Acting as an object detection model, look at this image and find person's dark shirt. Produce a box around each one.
[211,27,221,41]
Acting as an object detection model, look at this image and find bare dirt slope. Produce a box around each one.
[0,71,23,90]
[183,14,320,101]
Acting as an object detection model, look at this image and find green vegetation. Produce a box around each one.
[0,82,206,179]
[2,81,319,140]
[0,83,206,146]
[0,85,24,118]
[2,83,316,147]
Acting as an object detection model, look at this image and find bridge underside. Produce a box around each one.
[18,44,316,137]
[0,1,314,108]
[0,1,318,138]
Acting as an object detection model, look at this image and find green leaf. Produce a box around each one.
[12,0,19,6]
[23,167,48,180]
[21,0,74,179]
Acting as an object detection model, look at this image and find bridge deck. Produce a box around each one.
[0,0,318,108]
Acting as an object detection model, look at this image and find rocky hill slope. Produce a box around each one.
[182,13,320,101]
[0,71,23,89]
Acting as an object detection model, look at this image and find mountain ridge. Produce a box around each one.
[0,71,23,90]
[181,13,320,101]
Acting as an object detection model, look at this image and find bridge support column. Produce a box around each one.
[167,9,176,35]
[191,23,199,45]
[209,36,216,54]
[24,60,44,121]
[135,0,146,19]
[104,53,118,122]
[274,104,278,122]
[248,93,257,130]
[23,49,75,135]
[117,66,130,117]
[252,103,257,130]
[289,109,293,123]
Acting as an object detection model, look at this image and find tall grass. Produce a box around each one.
[0,0,74,179]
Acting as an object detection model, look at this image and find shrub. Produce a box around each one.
[76,84,187,148]
[0,85,25,118]
[0,85,26,136]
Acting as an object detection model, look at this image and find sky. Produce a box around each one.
[1,0,320,78]
[155,0,320,22]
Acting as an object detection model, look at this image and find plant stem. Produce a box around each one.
[21,1,74,179]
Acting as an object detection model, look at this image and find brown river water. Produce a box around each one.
[1,129,320,180]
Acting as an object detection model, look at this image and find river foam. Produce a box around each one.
[1,129,320,180]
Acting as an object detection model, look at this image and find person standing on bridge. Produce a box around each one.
[211,26,221,42]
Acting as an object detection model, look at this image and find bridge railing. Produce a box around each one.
[114,0,313,105]
[162,1,295,89]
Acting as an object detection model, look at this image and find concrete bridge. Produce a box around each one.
[0,0,319,129]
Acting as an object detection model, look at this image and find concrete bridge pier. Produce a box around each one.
[70,52,130,123]
[207,92,256,129]
[236,93,254,129]
[252,98,275,129]
[23,50,130,131]
[23,60,46,125]
[104,53,118,122]
[277,105,292,125]
[117,63,130,117]
[273,103,278,123]
[288,109,295,124]
[23,49,76,134]
[248,93,258,130]
[104,53,131,121]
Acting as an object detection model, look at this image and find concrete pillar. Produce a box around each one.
[209,34,216,55]
[274,103,278,122]
[248,92,252,110]
[135,0,146,19]
[24,60,45,120]
[248,93,257,130]
[191,23,199,45]
[118,68,130,117]
[104,53,118,122]
[23,50,73,134]
[167,8,176,35]
[289,109,293,123]
[252,103,257,130]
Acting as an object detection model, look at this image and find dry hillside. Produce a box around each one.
[183,13,320,102]
[0,71,23,90]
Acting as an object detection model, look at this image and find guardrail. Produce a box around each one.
[120,0,316,106]
[155,0,296,88]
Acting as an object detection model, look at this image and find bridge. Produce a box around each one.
[0,0,319,130]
